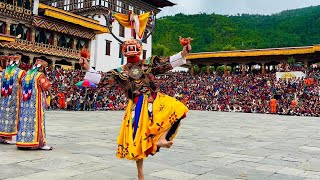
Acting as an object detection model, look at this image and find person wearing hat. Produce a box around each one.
[0,55,8,73]
[16,59,53,150]
[0,55,26,144]
[80,39,190,179]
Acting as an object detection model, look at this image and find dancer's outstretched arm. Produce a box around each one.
[80,57,101,84]
[79,58,123,87]
[170,45,191,68]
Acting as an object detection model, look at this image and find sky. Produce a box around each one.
[158,0,320,17]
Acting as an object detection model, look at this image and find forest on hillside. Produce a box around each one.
[152,5,320,56]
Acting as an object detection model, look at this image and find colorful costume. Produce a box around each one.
[16,59,52,150]
[81,10,191,179]
[84,38,189,160]
[0,55,26,144]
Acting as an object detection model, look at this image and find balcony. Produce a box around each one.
[0,39,81,59]
[0,1,32,20]
[41,0,161,15]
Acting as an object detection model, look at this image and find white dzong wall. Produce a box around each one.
[89,15,152,72]
[33,0,39,15]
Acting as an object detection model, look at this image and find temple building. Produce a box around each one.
[0,0,108,70]
[0,0,174,71]
[187,45,320,75]
[39,0,175,71]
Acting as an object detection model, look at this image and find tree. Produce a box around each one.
[209,66,215,72]
[216,66,224,72]
[222,45,237,51]
[216,65,232,72]
[152,44,170,57]
[153,6,320,53]
[193,65,200,74]
[287,57,296,65]
[201,66,208,73]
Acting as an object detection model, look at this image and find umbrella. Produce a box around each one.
[76,80,97,108]
[76,80,97,88]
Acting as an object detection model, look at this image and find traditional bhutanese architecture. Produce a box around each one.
[0,0,108,70]
[187,45,320,75]
[41,0,175,71]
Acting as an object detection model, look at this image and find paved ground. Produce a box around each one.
[1,111,320,180]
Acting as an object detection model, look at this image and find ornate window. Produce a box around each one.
[119,24,125,37]
[142,30,148,44]
[143,50,147,60]
[76,39,87,50]
[10,24,28,40]
[0,22,5,34]
[36,29,50,44]
[105,40,111,55]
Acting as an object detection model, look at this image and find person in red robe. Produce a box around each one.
[291,100,297,109]
[57,92,66,109]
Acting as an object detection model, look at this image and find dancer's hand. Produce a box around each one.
[79,57,90,71]
[181,45,192,58]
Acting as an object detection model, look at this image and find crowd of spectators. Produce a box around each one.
[40,64,320,117]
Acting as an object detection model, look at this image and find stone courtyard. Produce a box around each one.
[1,111,320,180]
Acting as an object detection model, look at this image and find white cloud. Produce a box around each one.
[158,0,320,17]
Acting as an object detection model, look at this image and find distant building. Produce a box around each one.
[0,0,108,70]
[41,0,175,71]
[187,46,320,75]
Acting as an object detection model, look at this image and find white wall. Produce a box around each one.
[44,0,152,72]
[88,15,152,72]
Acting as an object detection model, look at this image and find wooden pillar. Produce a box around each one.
[6,22,11,36]
[53,33,58,46]
[206,66,210,74]
[223,64,227,76]
[304,61,308,68]
[261,63,265,75]
[29,55,34,64]
[52,60,56,68]
[190,66,194,76]
[242,64,246,76]
[72,61,75,70]
[31,29,36,42]
[73,39,78,50]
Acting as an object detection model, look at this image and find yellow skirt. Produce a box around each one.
[116,92,188,160]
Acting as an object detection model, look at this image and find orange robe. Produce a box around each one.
[291,100,297,109]
[270,99,277,114]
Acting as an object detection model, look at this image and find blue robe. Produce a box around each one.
[16,71,47,148]
[0,67,24,138]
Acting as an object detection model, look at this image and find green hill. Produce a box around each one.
[152,6,320,56]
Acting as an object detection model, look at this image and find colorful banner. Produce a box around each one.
[276,71,306,80]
